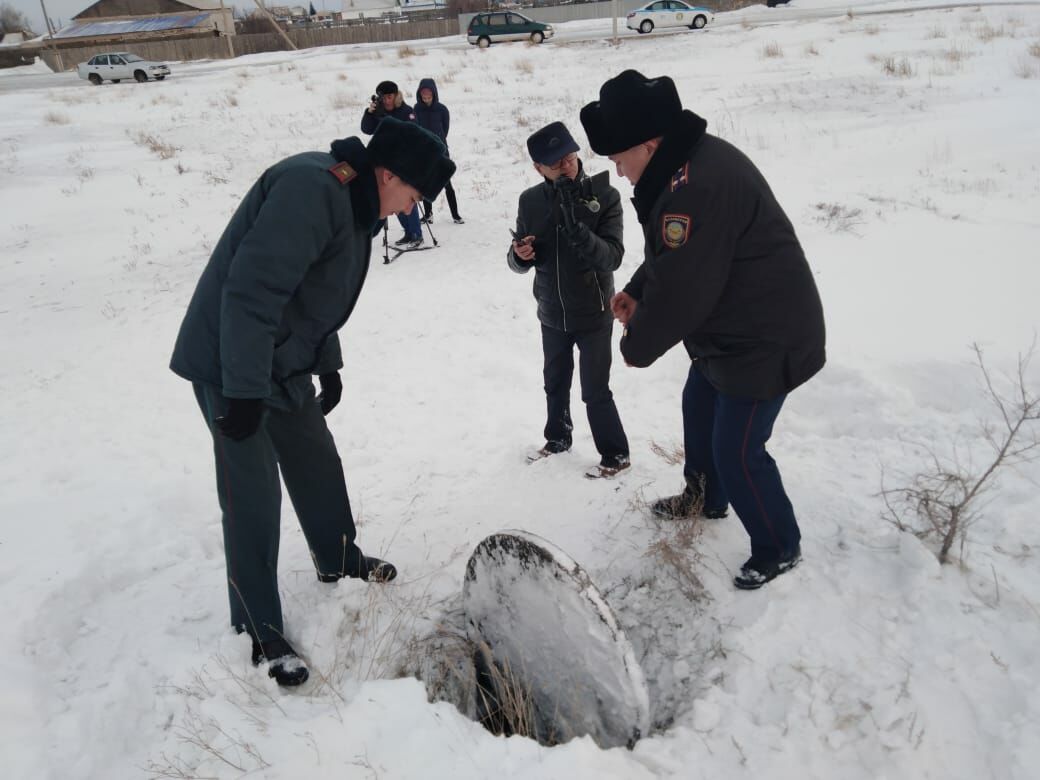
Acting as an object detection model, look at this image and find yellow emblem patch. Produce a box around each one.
[662,214,691,249]
[327,161,357,185]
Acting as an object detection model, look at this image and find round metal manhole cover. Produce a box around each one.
[462,531,650,748]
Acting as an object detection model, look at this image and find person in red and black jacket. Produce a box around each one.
[581,70,826,590]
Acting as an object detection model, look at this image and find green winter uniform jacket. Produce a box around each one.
[170,138,381,408]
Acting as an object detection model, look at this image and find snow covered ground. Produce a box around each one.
[2,2,1039,778]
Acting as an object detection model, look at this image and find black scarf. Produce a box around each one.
[329,137,384,236]
[631,111,708,224]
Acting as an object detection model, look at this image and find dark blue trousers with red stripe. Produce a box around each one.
[681,363,801,562]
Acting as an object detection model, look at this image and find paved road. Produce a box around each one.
[2,1,1036,95]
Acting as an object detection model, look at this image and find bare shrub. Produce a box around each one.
[805,42,820,56]
[337,72,348,81]
[398,44,420,58]
[846,8,855,20]
[761,41,783,58]
[1029,41,1040,58]
[516,59,534,74]
[330,92,351,110]
[814,202,864,233]
[741,18,753,31]
[865,24,880,36]
[129,130,179,160]
[926,25,947,40]
[882,343,1040,564]
[43,110,70,125]
[882,56,916,77]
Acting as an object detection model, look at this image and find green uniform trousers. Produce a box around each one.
[193,382,364,642]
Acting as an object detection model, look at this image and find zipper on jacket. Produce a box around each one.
[555,223,567,332]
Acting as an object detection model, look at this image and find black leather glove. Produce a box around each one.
[318,372,342,416]
[563,220,590,248]
[216,398,265,441]
[556,176,581,231]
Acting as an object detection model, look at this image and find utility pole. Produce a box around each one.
[218,0,235,58]
[612,0,618,46]
[38,0,64,71]
[252,0,298,50]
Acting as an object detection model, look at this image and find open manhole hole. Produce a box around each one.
[411,531,650,749]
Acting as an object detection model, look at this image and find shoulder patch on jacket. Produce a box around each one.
[327,161,357,185]
[662,213,691,249]
[670,162,690,193]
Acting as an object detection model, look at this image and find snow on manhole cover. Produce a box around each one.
[462,531,650,748]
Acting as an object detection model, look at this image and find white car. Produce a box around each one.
[627,1,714,34]
[77,52,171,86]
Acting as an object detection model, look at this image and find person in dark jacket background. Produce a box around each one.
[508,121,630,478]
[414,78,464,225]
[362,80,424,247]
[581,70,825,589]
[170,118,454,686]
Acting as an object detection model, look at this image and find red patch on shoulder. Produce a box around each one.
[327,161,357,185]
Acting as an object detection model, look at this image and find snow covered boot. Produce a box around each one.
[251,637,309,687]
[733,545,802,590]
[587,454,631,479]
[361,555,398,583]
[650,474,728,520]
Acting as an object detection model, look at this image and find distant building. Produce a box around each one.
[55,0,235,43]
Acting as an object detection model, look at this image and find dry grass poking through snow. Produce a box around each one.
[128,130,179,160]
[761,42,784,58]
[881,56,916,77]
[43,111,70,126]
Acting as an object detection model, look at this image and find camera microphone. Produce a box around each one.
[583,198,601,214]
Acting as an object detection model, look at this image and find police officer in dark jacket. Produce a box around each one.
[170,118,455,685]
[508,122,630,477]
[414,78,463,224]
[580,71,826,588]
[361,80,424,246]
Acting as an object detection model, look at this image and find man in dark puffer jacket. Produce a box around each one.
[414,78,463,224]
[507,122,630,478]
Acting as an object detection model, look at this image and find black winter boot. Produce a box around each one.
[650,474,729,520]
[317,555,398,584]
[251,637,309,687]
[733,545,802,590]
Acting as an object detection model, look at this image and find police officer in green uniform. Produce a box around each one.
[171,118,454,685]
[580,71,826,590]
